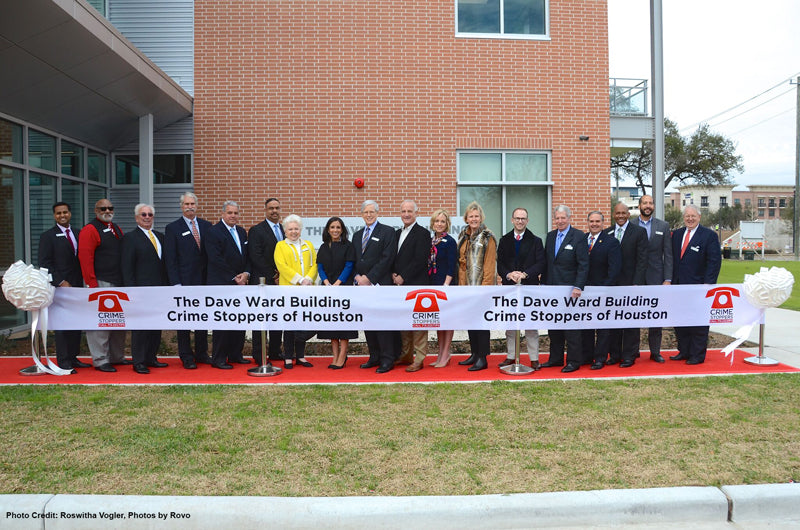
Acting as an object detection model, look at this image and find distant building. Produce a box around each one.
[733,185,795,220]
[669,184,736,213]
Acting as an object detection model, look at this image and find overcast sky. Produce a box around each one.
[608,0,800,190]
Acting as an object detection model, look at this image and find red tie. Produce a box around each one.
[65,228,76,254]
[680,229,691,258]
[108,223,118,239]
[515,234,521,241]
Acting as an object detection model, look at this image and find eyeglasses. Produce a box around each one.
[98,206,114,212]
[139,212,154,217]
[512,217,527,221]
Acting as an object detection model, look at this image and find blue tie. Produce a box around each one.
[273,223,282,241]
[555,231,564,255]
[230,227,241,253]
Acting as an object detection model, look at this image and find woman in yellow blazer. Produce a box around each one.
[274,214,317,368]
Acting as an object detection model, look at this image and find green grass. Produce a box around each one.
[1,375,800,496]
[719,259,800,310]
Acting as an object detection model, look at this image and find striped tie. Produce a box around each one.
[362,226,370,252]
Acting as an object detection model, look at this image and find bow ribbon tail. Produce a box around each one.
[30,307,72,376]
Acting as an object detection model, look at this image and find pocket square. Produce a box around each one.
[564,244,573,250]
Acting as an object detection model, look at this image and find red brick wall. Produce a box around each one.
[194,0,610,227]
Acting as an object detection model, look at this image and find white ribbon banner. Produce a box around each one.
[47,284,763,331]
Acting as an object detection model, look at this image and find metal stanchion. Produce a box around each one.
[500,280,534,376]
[248,277,282,377]
[743,323,778,366]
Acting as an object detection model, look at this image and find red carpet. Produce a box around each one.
[0,350,796,385]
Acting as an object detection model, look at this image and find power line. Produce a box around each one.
[680,72,800,132]
[707,87,794,129]
[728,107,794,136]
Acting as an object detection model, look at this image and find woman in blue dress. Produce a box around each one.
[427,209,457,367]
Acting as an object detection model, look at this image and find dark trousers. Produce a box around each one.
[647,327,663,356]
[55,330,82,369]
[131,330,162,365]
[365,330,399,368]
[251,329,283,364]
[674,325,710,362]
[176,329,208,363]
[581,328,612,364]
[467,329,490,358]
[610,328,640,363]
[548,329,582,366]
[212,330,246,365]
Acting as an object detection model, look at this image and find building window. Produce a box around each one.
[114,154,192,185]
[0,119,23,163]
[28,129,56,172]
[745,198,751,207]
[457,151,550,237]
[61,140,83,178]
[768,208,775,217]
[456,0,548,39]
[719,196,727,207]
[700,196,709,207]
[768,198,775,207]
[757,197,765,207]
[758,208,765,217]
[88,151,107,184]
[734,198,741,206]
[779,197,787,208]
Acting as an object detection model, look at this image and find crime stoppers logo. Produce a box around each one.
[405,289,447,328]
[88,290,129,327]
[706,286,739,324]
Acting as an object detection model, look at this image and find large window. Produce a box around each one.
[115,154,192,185]
[456,0,548,38]
[457,151,550,237]
[0,119,23,163]
[28,129,56,171]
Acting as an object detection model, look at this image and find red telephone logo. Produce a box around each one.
[88,290,130,312]
[405,289,447,312]
[705,286,739,309]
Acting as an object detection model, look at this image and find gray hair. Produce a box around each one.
[554,205,572,218]
[179,192,198,207]
[283,214,303,230]
[684,204,702,216]
[222,200,239,212]
[400,199,418,212]
[134,203,155,216]
[361,200,379,213]
[587,210,604,221]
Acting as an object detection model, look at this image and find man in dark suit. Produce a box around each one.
[630,194,673,363]
[541,205,589,373]
[122,204,169,374]
[670,204,721,365]
[581,210,621,370]
[38,202,88,371]
[78,198,129,372]
[247,197,284,365]
[392,199,431,372]
[206,200,251,369]
[497,207,545,370]
[353,200,398,373]
[164,192,213,369]
[608,201,649,368]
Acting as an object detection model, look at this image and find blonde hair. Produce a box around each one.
[463,201,485,223]
[429,209,452,233]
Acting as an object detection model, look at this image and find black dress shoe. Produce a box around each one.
[72,360,91,368]
[467,357,488,371]
[284,360,294,369]
[196,356,213,364]
[183,360,197,370]
[669,354,688,361]
[619,360,635,368]
[95,363,117,373]
[605,358,619,365]
[231,359,251,365]
[212,362,233,370]
[650,353,666,363]
[539,361,562,368]
[146,361,168,368]
[133,363,150,374]
[590,361,604,370]
[296,359,314,368]
[458,354,477,366]
[561,363,579,373]
[686,359,704,365]
[112,359,134,365]
[360,360,379,369]
[375,364,393,374]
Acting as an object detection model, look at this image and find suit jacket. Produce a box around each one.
[206,220,249,285]
[121,228,167,286]
[497,228,545,285]
[248,219,283,285]
[585,231,621,286]
[608,223,648,286]
[164,216,211,286]
[671,224,721,285]
[393,223,431,286]
[544,226,589,289]
[352,222,396,286]
[38,226,82,287]
[631,216,673,284]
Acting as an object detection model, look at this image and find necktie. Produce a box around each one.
[147,230,158,253]
[230,227,241,253]
[108,223,118,238]
[515,234,521,241]
[555,232,564,255]
[362,226,371,252]
[273,223,282,241]
[65,228,76,255]
[680,229,691,258]
[191,219,201,249]
[616,227,623,241]
[588,235,595,252]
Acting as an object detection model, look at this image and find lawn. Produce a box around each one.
[719,259,800,310]
[1,375,799,496]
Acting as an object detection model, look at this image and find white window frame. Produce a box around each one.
[454,0,551,40]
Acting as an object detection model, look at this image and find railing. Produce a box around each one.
[610,78,648,116]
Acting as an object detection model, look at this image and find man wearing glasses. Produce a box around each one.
[78,198,130,372]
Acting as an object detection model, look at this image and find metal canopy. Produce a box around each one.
[0,0,192,151]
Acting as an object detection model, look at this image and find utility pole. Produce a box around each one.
[795,76,799,259]
[651,0,665,216]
